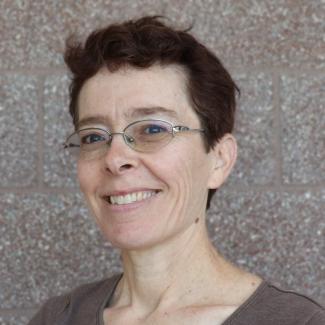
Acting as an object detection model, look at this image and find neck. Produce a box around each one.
[111,219,243,313]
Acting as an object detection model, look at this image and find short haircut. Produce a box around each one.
[64,16,239,209]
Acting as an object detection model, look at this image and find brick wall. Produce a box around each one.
[0,1,324,323]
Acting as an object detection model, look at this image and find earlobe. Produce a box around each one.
[207,134,237,189]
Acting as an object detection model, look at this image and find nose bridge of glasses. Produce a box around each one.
[110,131,126,137]
[109,131,134,147]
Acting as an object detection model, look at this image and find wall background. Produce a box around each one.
[0,0,324,323]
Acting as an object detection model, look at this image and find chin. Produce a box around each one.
[99,222,161,251]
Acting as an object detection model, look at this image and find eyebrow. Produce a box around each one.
[76,116,110,129]
[77,106,179,129]
[127,106,178,119]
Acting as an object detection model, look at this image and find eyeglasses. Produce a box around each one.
[63,119,204,159]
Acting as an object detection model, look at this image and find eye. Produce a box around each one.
[80,132,106,145]
[143,124,169,134]
[126,121,172,144]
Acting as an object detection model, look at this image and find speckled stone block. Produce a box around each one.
[3,1,324,69]
[0,74,39,187]
[208,189,325,302]
[43,73,77,187]
[281,74,325,184]
[0,1,29,69]
[227,73,276,185]
[0,193,121,309]
[0,314,31,325]
[164,0,325,69]
[4,0,166,68]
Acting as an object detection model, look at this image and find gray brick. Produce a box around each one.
[228,73,276,185]
[43,73,77,187]
[281,74,325,184]
[2,1,324,69]
[164,0,325,69]
[0,1,29,69]
[0,74,39,187]
[9,0,166,68]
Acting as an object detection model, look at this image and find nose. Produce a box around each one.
[102,133,138,175]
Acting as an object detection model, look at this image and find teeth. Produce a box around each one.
[108,191,156,205]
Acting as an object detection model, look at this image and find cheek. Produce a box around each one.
[178,148,213,205]
[77,160,96,194]
[149,143,212,201]
[167,143,211,184]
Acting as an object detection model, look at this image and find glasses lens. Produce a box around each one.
[125,120,173,152]
[65,128,109,158]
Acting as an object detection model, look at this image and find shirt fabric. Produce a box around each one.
[28,273,325,325]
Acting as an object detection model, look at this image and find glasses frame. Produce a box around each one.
[63,118,205,155]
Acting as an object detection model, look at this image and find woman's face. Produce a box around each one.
[77,64,217,250]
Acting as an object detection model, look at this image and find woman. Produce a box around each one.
[29,16,324,325]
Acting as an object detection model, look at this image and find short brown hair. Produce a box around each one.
[64,16,239,209]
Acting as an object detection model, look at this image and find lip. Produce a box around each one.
[101,188,161,197]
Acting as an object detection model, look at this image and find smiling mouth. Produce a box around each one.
[105,190,160,205]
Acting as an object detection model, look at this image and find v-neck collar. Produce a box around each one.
[97,274,123,325]
[96,274,268,325]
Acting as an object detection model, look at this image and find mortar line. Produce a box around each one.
[0,66,68,76]
[0,66,324,76]
[228,66,325,76]
[222,184,325,193]
[0,187,79,194]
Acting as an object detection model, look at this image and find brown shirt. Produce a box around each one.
[28,274,325,325]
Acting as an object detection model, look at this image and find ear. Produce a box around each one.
[207,134,237,189]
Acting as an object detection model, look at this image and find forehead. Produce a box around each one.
[77,64,198,126]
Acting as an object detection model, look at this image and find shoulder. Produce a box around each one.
[234,281,325,325]
[263,283,324,314]
[27,274,122,325]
